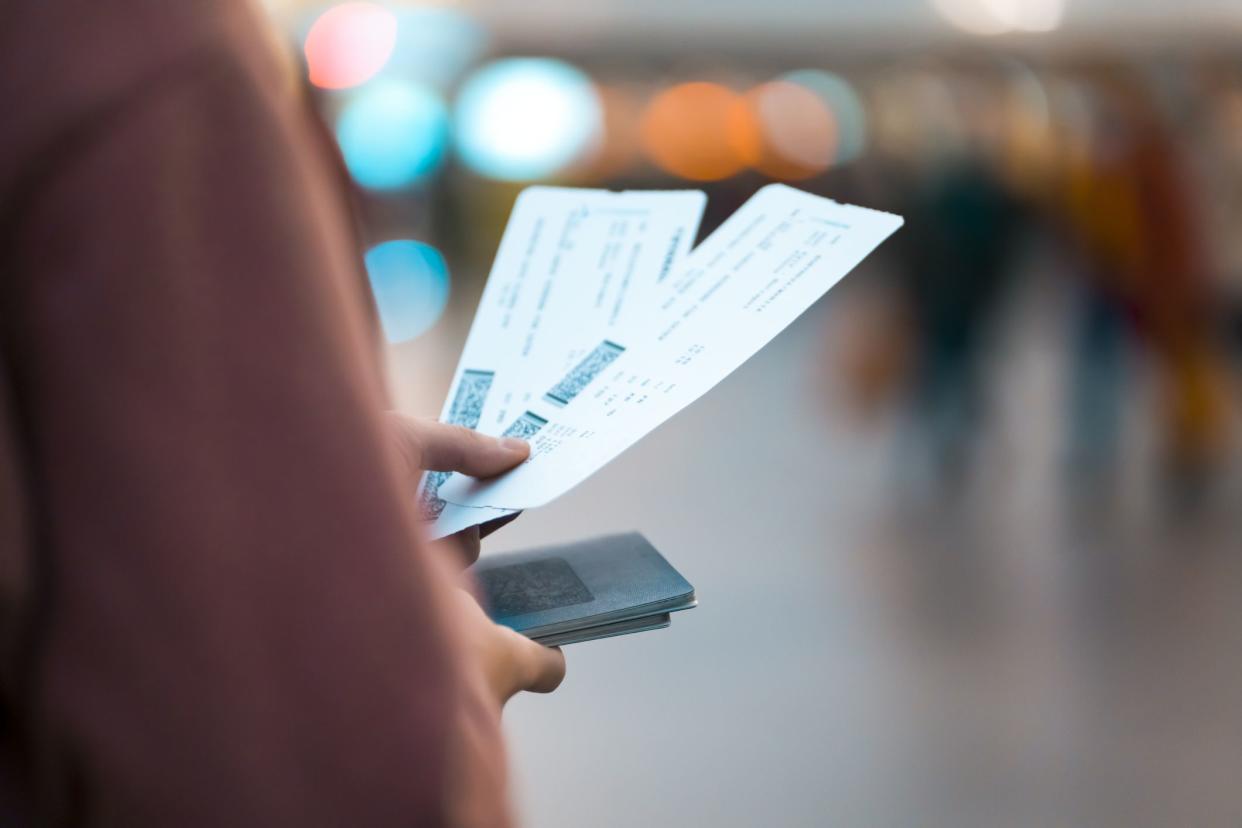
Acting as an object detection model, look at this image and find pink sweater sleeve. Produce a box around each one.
[0,2,512,825]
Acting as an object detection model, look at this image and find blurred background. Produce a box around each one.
[264,1,1242,824]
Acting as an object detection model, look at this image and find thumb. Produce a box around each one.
[517,640,566,695]
[400,417,530,477]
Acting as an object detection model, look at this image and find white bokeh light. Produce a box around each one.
[455,58,603,181]
[932,0,1066,34]
[988,0,1066,31]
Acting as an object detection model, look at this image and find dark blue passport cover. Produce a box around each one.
[469,532,696,641]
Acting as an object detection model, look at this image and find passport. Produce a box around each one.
[469,532,696,646]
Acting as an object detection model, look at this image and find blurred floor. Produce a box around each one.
[397,285,1242,827]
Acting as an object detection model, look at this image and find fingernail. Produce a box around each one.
[499,437,528,452]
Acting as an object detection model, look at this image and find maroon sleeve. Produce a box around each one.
[0,3,511,826]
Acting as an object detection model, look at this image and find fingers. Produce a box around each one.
[439,526,481,568]
[453,589,567,705]
[403,417,530,477]
[478,511,522,539]
[516,637,566,695]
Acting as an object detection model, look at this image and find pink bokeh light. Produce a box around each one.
[304,2,398,90]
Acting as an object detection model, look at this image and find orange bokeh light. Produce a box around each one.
[640,82,760,181]
[304,2,398,91]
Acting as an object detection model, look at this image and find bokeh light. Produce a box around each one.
[932,0,1010,34]
[365,240,450,343]
[741,81,837,180]
[455,58,603,181]
[336,81,449,190]
[781,70,869,165]
[304,2,398,90]
[991,0,1066,31]
[640,82,758,181]
[931,0,1067,34]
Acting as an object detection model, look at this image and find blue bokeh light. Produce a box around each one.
[336,81,449,190]
[365,240,450,342]
[454,58,602,181]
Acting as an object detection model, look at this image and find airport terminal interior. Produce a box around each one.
[266,1,1242,823]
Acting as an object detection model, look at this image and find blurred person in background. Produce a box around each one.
[859,69,1025,497]
[843,63,1237,513]
[0,1,563,825]
[1061,70,1230,506]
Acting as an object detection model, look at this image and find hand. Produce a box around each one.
[388,415,564,701]
[389,414,530,479]
[451,587,566,707]
[388,414,528,565]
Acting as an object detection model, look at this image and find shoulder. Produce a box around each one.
[0,0,297,205]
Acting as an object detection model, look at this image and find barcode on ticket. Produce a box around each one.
[421,368,495,517]
[543,340,626,408]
